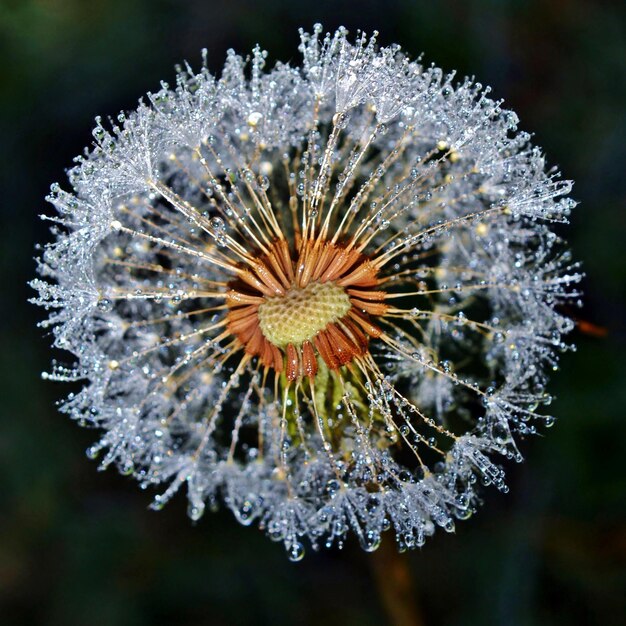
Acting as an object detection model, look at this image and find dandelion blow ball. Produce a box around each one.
[33,25,579,559]
[258,281,351,347]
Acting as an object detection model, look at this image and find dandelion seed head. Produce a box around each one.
[32,25,580,559]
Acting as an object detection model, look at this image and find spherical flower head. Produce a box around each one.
[32,25,581,560]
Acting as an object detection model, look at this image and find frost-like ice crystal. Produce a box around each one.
[32,26,581,560]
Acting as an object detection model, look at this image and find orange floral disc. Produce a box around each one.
[225,238,387,381]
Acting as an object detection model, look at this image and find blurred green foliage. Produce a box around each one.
[0,1,624,625]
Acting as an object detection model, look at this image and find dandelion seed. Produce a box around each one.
[32,25,580,559]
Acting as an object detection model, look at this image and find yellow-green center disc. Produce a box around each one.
[258,281,351,347]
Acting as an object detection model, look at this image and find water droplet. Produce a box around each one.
[332,111,349,129]
[366,495,381,513]
[288,541,305,562]
[97,297,112,312]
[258,175,270,191]
[247,111,263,127]
[151,496,165,511]
[360,531,381,552]
[234,496,259,526]
[209,216,225,232]
[326,479,341,497]
[188,503,205,521]
[443,520,455,532]
[121,461,134,476]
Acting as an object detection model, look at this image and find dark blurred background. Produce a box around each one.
[1,1,624,625]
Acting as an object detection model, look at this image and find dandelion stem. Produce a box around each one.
[369,542,425,626]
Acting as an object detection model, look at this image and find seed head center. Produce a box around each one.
[258,281,351,348]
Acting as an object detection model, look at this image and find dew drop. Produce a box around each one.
[258,175,270,191]
[360,530,381,552]
[247,111,262,127]
[188,503,205,521]
[97,298,112,312]
[326,479,341,497]
[234,496,258,526]
[288,541,305,562]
